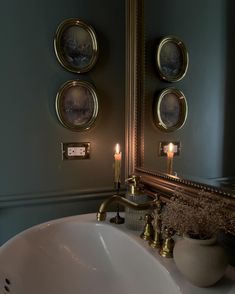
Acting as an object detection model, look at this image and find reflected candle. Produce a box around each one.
[167,143,174,175]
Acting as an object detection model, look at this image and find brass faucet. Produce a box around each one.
[97,195,175,257]
[96,195,159,221]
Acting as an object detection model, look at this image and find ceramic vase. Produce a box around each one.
[173,236,228,287]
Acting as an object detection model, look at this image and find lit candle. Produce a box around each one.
[167,143,174,175]
[114,143,122,187]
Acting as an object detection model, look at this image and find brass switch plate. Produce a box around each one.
[62,142,90,160]
[159,141,181,156]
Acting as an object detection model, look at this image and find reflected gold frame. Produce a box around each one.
[55,80,98,131]
[156,36,189,82]
[54,19,98,73]
[154,88,188,132]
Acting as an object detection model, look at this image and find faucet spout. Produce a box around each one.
[96,195,159,221]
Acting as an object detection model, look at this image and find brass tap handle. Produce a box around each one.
[159,227,175,258]
[140,214,154,241]
[149,216,162,248]
[149,198,163,248]
[153,198,163,227]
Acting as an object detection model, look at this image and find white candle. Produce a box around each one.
[167,143,174,175]
[114,143,122,184]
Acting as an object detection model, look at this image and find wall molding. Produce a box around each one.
[0,187,122,208]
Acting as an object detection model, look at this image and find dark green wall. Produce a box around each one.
[0,0,125,243]
[143,0,235,181]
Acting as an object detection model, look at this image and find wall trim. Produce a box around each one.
[0,187,122,208]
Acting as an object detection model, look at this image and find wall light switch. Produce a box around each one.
[159,141,181,156]
[62,143,90,160]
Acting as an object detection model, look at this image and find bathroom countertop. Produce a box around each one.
[105,213,235,294]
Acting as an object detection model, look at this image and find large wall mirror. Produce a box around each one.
[126,0,235,200]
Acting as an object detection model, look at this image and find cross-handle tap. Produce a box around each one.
[159,227,175,258]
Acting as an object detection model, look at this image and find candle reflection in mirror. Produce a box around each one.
[167,143,174,175]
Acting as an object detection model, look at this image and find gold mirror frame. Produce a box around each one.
[55,80,98,131]
[125,0,235,207]
[154,88,188,132]
[54,19,98,73]
[156,36,189,82]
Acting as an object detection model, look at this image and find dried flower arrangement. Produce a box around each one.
[161,188,235,240]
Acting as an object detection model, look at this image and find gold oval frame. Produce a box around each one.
[156,36,189,82]
[154,88,188,132]
[55,80,98,131]
[54,19,98,73]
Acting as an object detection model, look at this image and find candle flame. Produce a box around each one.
[115,143,120,154]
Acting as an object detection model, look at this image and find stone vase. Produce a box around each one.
[173,235,228,287]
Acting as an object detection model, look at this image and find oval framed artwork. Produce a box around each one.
[156,36,189,82]
[54,19,98,73]
[55,80,98,131]
[154,88,188,132]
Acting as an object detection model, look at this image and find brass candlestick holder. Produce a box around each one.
[110,182,125,224]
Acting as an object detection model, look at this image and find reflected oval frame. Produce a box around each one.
[156,36,189,82]
[154,88,188,132]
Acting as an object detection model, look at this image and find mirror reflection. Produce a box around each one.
[141,0,235,193]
